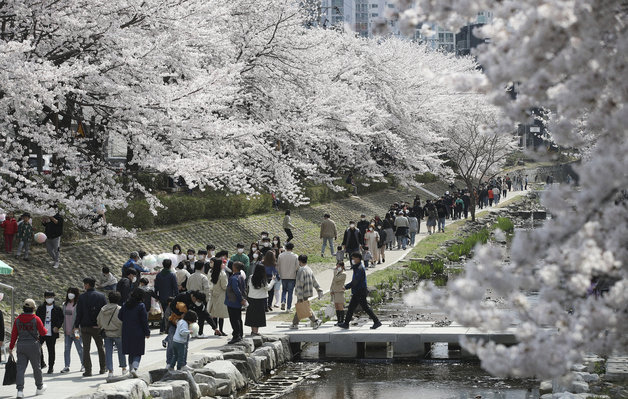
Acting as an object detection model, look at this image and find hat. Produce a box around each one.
[24,298,36,309]
[44,291,55,297]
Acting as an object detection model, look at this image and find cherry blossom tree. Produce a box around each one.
[399,0,628,379]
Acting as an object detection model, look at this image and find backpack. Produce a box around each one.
[427,206,437,219]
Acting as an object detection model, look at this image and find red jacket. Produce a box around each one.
[9,313,48,350]
[1,218,18,235]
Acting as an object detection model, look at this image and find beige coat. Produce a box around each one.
[330,269,346,304]
[320,218,337,239]
[364,230,380,262]
[277,251,299,279]
[209,270,229,319]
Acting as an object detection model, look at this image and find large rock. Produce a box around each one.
[148,383,174,399]
[160,370,201,399]
[215,378,235,396]
[203,360,247,390]
[253,355,269,373]
[106,374,131,384]
[188,353,211,369]
[263,341,286,365]
[222,350,247,361]
[149,368,171,384]
[152,380,190,399]
[253,346,276,370]
[197,382,217,397]
[247,356,263,381]
[230,359,255,381]
[66,393,107,399]
[251,335,264,348]
[97,379,150,399]
[204,350,225,362]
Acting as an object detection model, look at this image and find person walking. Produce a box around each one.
[15,213,33,261]
[154,259,179,334]
[283,210,295,243]
[436,199,447,232]
[97,291,127,378]
[36,291,63,374]
[116,268,137,304]
[41,208,63,268]
[225,262,246,344]
[9,298,48,398]
[319,213,337,257]
[261,251,279,312]
[60,288,83,373]
[382,215,395,250]
[407,212,419,246]
[394,211,409,249]
[209,258,229,336]
[330,262,347,326]
[277,242,299,311]
[363,224,380,264]
[356,214,370,238]
[341,221,363,256]
[1,212,18,254]
[289,255,323,330]
[73,277,107,377]
[245,265,276,336]
[337,252,382,330]
[118,288,150,377]
[375,224,386,264]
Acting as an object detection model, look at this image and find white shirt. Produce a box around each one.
[45,304,53,336]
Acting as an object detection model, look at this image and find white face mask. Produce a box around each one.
[262,235,268,239]
[188,255,194,260]
[237,248,244,253]
[361,217,366,220]
[45,298,54,304]
[252,246,257,251]
[369,227,373,231]
[195,301,202,307]
[210,251,216,256]
[263,242,270,247]
[336,266,343,272]
[350,224,355,229]
[272,240,278,245]
[130,277,137,283]
[174,249,180,254]
[67,293,75,300]
[198,255,206,261]
[253,253,259,259]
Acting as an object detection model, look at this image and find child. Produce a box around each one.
[169,310,197,371]
[330,262,347,326]
[1,212,18,254]
[363,245,373,269]
[15,213,33,261]
[335,246,345,263]
[97,266,118,291]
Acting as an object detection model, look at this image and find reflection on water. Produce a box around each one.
[281,362,539,399]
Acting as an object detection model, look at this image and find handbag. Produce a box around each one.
[295,300,312,319]
[100,310,116,339]
[3,353,16,385]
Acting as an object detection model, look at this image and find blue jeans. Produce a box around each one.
[170,341,187,370]
[281,279,296,309]
[63,334,83,368]
[166,324,176,366]
[396,236,407,250]
[409,232,417,246]
[129,355,141,370]
[104,336,127,371]
[438,217,446,232]
[321,238,334,256]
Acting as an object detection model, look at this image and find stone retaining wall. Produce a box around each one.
[68,334,292,399]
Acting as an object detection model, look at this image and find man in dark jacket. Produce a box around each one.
[154,259,178,333]
[73,278,107,377]
[36,291,64,373]
[337,252,381,330]
[341,222,363,255]
[356,214,370,237]
[117,268,137,304]
[436,199,448,233]
[41,208,63,269]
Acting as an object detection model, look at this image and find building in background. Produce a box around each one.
[320,0,355,30]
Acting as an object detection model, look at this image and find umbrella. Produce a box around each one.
[0,259,13,275]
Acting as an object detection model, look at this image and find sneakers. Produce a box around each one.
[227,337,242,344]
[36,384,47,395]
[17,391,24,398]
[371,321,382,330]
[107,372,114,379]
[130,368,138,378]
[82,371,92,377]
[182,365,193,372]
[53,262,59,269]
[122,368,128,375]
[60,367,70,373]
[289,324,299,330]
[337,323,349,329]
[312,320,322,330]
[280,303,285,311]
[161,340,167,348]
[80,366,85,372]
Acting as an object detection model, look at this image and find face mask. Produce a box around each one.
[188,255,194,260]
[195,301,203,307]
[272,240,278,245]
[253,253,259,259]
[369,227,373,231]
[264,242,270,247]
[350,224,355,228]
[361,217,366,220]
[210,251,216,256]
[336,266,343,272]
[237,248,244,253]
[174,249,180,254]
[198,255,206,261]
[262,235,268,239]
[352,260,358,265]
[67,293,75,300]
[45,298,54,304]
[252,246,257,251]
[130,277,136,283]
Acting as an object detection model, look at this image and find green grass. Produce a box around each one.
[493,216,515,233]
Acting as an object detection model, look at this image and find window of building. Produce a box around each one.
[371,13,378,17]
[371,4,378,7]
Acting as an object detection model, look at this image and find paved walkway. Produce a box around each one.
[0,189,530,399]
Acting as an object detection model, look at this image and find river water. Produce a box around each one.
[281,362,540,399]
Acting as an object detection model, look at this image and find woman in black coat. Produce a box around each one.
[118,288,150,377]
